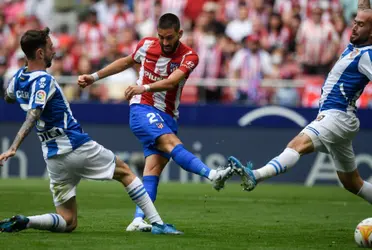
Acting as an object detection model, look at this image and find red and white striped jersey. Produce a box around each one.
[130,37,199,118]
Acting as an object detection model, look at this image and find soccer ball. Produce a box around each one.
[355,218,372,248]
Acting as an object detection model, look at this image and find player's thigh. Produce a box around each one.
[55,196,78,231]
[74,140,116,180]
[47,155,81,208]
[130,105,174,146]
[330,140,357,173]
[143,154,169,176]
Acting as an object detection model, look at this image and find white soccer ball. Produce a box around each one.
[355,218,372,248]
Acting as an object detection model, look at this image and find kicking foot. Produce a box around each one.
[212,165,234,191]
[151,223,183,235]
[228,156,257,191]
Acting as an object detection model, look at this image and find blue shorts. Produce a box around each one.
[129,104,178,159]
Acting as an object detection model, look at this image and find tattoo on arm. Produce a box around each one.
[4,94,16,104]
[358,0,371,10]
[10,109,41,151]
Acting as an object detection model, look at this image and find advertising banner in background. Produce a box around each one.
[1,101,371,186]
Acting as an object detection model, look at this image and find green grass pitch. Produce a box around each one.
[0,179,369,250]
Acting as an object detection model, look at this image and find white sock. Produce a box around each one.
[208,169,217,181]
[126,177,163,225]
[254,148,300,182]
[357,181,372,204]
[27,213,67,232]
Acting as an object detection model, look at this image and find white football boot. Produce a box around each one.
[126,218,152,232]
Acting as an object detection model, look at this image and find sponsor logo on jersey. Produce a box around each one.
[35,90,46,104]
[16,90,29,99]
[185,61,195,70]
[144,70,164,82]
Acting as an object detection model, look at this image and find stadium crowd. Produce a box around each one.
[1,0,371,108]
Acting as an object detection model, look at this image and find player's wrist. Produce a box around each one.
[143,84,151,92]
[91,72,100,82]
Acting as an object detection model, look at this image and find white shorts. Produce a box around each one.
[46,140,116,206]
[301,109,360,173]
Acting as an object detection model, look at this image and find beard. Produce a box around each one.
[45,57,52,68]
[161,41,179,55]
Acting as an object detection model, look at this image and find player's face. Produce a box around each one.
[350,12,372,45]
[43,37,55,68]
[158,28,182,55]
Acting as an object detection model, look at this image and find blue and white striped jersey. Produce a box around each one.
[319,43,372,115]
[6,67,91,159]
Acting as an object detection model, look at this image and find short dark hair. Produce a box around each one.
[157,13,180,31]
[20,27,50,60]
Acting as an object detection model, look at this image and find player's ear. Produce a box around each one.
[178,29,183,39]
[36,48,43,59]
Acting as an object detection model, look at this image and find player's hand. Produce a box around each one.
[0,149,16,163]
[78,74,95,88]
[124,85,145,100]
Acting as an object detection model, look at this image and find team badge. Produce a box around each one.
[170,62,180,73]
[156,123,164,129]
[316,115,325,121]
[35,90,46,104]
[350,49,359,58]
[39,77,47,88]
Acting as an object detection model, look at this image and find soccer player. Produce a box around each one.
[78,13,233,232]
[229,0,372,206]
[0,27,182,235]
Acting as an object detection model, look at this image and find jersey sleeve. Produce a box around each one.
[358,51,372,81]
[5,76,16,100]
[178,52,199,77]
[29,75,56,110]
[131,38,147,63]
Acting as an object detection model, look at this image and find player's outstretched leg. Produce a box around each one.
[113,157,183,235]
[157,134,234,191]
[229,148,300,191]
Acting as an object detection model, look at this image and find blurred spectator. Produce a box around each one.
[266,12,290,52]
[136,0,162,38]
[296,6,339,75]
[93,0,117,26]
[52,0,78,34]
[249,0,270,28]
[225,2,252,43]
[77,9,107,64]
[107,0,134,33]
[25,0,54,30]
[4,49,26,86]
[229,34,275,105]
[0,56,6,99]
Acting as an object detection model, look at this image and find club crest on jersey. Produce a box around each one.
[38,77,47,88]
[170,62,180,73]
[156,123,164,129]
[35,90,46,104]
[350,49,359,58]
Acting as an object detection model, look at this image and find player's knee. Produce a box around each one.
[287,134,314,155]
[156,134,182,153]
[113,158,134,181]
[61,214,77,233]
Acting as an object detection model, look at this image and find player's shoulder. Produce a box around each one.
[179,42,198,57]
[138,37,158,46]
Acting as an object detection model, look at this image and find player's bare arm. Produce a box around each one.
[358,0,371,10]
[4,93,16,104]
[124,69,186,100]
[78,55,136,88]
[0,108,41,163]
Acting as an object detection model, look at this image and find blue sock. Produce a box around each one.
[134,175,159,219]
[170,144,211,178]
